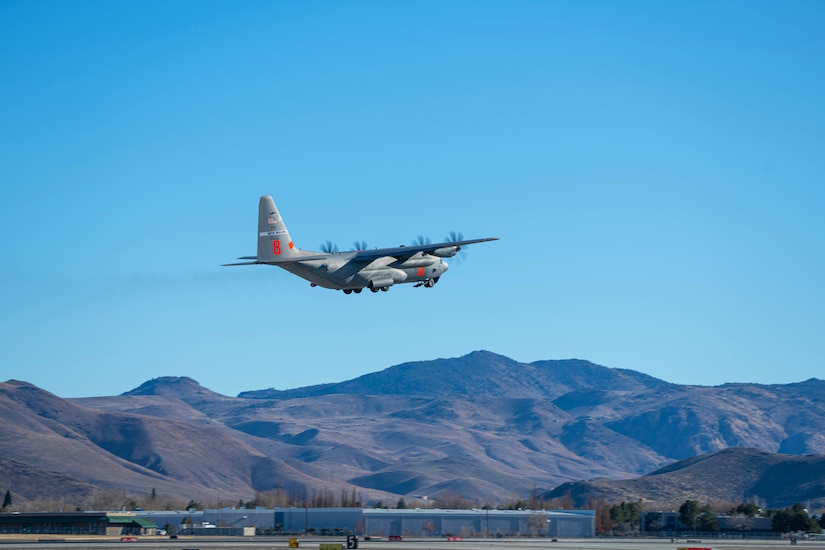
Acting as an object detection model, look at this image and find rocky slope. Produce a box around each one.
[543,447,825,509]
[2,351,824,507]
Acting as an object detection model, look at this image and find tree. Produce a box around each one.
[588,499,613,535]
[772,503,821,533]
[609,501,641,533]
[697,505,720,532]
[733,502,760,517]
[679,500,701,531]
[339,487,361,508]
[434,493,473,509]
[501,498,528,510]
[545,492,574,510]
[2,490,11,509]
[396,497,407,509]
[527,512,549,537]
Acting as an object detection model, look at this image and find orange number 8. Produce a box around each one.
[273,240,281,255]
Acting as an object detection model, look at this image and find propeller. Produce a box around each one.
[320,241,340,254]
[446,230,464,243]
[351,240,369,251]
[413,235,432,246]
[445,231,468,264]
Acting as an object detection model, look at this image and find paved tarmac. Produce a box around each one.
[1,537,824,550]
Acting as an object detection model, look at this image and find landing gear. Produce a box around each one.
[343,289,352,294]
[368,283,390,292]
[353,288,362,293]
[422,277,440,288]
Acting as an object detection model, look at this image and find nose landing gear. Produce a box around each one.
[414,277,440,288]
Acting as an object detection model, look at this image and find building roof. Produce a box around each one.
[106,515,156,528]
[0,512,155,528]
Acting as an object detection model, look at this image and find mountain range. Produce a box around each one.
[2,351,824,509]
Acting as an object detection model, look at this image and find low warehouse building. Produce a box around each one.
[137,507,595,538]
[0,512,155,536]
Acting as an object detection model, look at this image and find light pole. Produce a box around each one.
[486,508,489,538]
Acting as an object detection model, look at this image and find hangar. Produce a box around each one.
[0,512,155,536]
[363,508,594,538]
[138,507,595,538]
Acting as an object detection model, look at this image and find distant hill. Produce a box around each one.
[0,380,312,502]
[2,351,825,508]
[239,350,670,399]
[543,447,825,509]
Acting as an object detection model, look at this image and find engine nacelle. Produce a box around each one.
[368,277,395,289]
[431,246,459,258]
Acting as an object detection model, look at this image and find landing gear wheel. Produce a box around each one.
[354,288,362,294]
[343,289,352,294]
[380,286,389,292]
[370,287,379,293]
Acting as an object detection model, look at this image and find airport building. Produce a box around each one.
[0,512,155,536]
[363,508,594,538]
[136,507,595,538]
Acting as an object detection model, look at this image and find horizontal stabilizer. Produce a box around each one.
[222,254,330,267]
[263,254,329,263]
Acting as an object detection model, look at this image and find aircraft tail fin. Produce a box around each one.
[257,195,298,261]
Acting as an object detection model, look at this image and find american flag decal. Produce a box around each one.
[267,217,278,225]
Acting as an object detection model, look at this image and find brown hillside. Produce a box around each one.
[3,352,825,507]
[543,448,825,509]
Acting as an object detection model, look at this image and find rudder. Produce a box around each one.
[257,195,297,261]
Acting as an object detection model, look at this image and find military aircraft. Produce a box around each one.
[223,195,498,293]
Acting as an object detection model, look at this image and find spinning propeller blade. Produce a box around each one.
[445,231,468,264]
[320,241,340,254]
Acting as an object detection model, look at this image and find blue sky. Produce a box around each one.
[1,1,823,398]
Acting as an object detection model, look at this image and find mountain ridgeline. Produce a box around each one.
[238,352,670,400]
[2,351,824,509]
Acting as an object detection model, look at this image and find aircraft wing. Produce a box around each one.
[223,237,498,266]
[350,237,499,262]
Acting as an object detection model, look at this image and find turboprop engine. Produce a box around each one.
[364,267,408,292]
[431,246,460,258]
